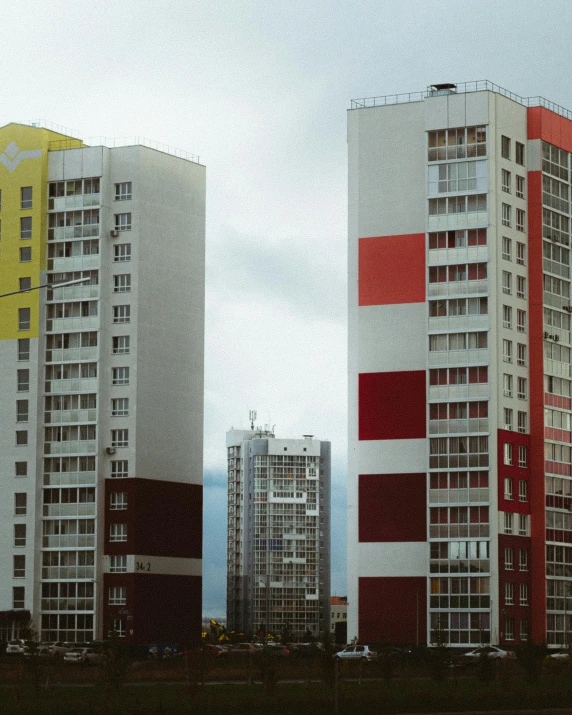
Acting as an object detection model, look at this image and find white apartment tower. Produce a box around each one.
[0,123,205,645]
[226,425,331,640]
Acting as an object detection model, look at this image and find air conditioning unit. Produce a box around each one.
[105,447,116,455]
[110,229,119,238]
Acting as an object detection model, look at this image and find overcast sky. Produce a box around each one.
[3,0,572,616]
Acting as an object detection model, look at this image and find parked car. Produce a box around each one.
[264,644,290,657]
[334,645,377,662]
[5,639,27,655]
[226,643,258,655]
[49,642,74,657]
[547,648,570,661]
[457,645,516,666]
[63,647,103,664]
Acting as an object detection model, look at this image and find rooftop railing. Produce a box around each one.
[350,80,572,122]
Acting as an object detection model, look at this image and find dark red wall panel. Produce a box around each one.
[105,479,202,559]
[359,473,426,542]
[359,370,426,440]
[358,234,426,306]
[359,577,426,645]
[104,573,202,645]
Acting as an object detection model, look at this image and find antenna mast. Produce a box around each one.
[249,410,257,431]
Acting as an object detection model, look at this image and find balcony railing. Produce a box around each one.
[48,255,100,272]
[428,348,489,367]
[428,279,488,297]
[428,246,489,265]
[42,534,95,548]
[429,315,488,332]
[428,384,490,401]
[41,566,95,580]
[43,502,96,517]
[44,440,97,455]
[45,377,98,393]
[43,471,96,486]
[49,284,99,301]
[45,347,98,364]
[49,195,99,211]
[46,316,99,332]
[429,488,489,504]
[48,225,99,241]
[429,418,488,435]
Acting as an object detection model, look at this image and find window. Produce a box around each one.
[517,344,527,366]
[111,429,128,447]
[110,460,128,478]
[517,411,527,434]
[115,182,132,201]
[516,209,525,232]
[16,431,28,446]
[113,243,131,262]
[502,236,512,260]
[113,274,131,293]
[18,339,30,361]
[505,617,514,641]
[112,367,130,386]
[109,619,126,638]
[114,213,132,231]
[19,247,31,265]
[503,305,512,329]
[504,408,513,431]
[504,547,514,571]
[520,619,529,641]
[503,339,513,362]
[518,445,527,468]
[14,493,27,515]
[108,586,127,605]
[502,203,511,227]
[519,548,529,572]
[111,398,129,417]
[17,369,29,391]
[110,492,128,510]
[14,524,26,547]
[517,276,526,299]
[502,169,511,193]
[518,480,528,502]
[517,377,527,400]
[502,271,512,295]
[110,524,127,542]
[516,141,525,166]
[112,336,130,355]
[13,555,25,578]
[20,187,32,209]
[113,305,130,324]
[519,583,529,606]
[13,587,25,610]
[15,462,27,477]
[110,555,127,573]
[19,277,31,292]
[516,242,526,265]
[20,217,32,239]
[18,308,30,331]
[504,477,513,501]
[504,442,513,465]
[502,135,511,160]
[503,374,513,398]
[517,310,526,333]
[516,175,525,199]
[518,513,529,536]
[16,400,28,422]
[505,582,514,605]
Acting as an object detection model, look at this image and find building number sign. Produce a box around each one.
[135,561,151,572]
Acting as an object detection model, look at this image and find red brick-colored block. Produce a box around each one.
[359,577,426,645]
[359,370,426,440]
[359,473,426,542]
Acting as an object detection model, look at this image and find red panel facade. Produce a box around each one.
[526,167,547,643]
[359,370,426,441]
[359,577,426,644]
[359,473,426,542]
[498,534,532,646]
[103,573,202,646]
[528,107,572,153]
[105,479,202,558]
[358,233,426,306]
[497,429,531,515]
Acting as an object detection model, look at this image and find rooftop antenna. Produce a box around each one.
[249,410,257,431]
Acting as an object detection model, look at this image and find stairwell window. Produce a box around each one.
[114,213,131,231]
[502,271,512,295]
[115,183,132,201]
[502,203,511,227]
[112,336,130,355]
[109,524,127,542]
[113,274,131,293]
[111,429,128,448]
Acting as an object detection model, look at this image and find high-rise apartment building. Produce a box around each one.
[0,123,205,645]
[348,81,572,648]
[226,426,330,640]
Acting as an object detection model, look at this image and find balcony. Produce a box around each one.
[44,409,97,424]
[428,279,488,297]
[49,255,100,272]
[428,212,488,232]
[40,598,94,612]
[44,440,97,455]
[49,194,100,211]
[45,377,98,393]
[428,384,490,401]
[429,418,488,435]
[545,359,572,378]
[428,245,489,265]
[42,534,95,548]
[543,257,570,279]
[43,502,96,517]
[43,471,96,486]
[49,284,99,301]
[41,566,95,580]
[428,348,489,367]
[429,488,489,504]
[429,315,488,332]
[46,316,99,332]
[49,225,100,240]
[45,347,98,364]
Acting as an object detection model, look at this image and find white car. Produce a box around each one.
[5,639,27,655]
[334,645,377,662]
[63,647,102,664]
[462,645,516,663]
[547,649,570,661]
